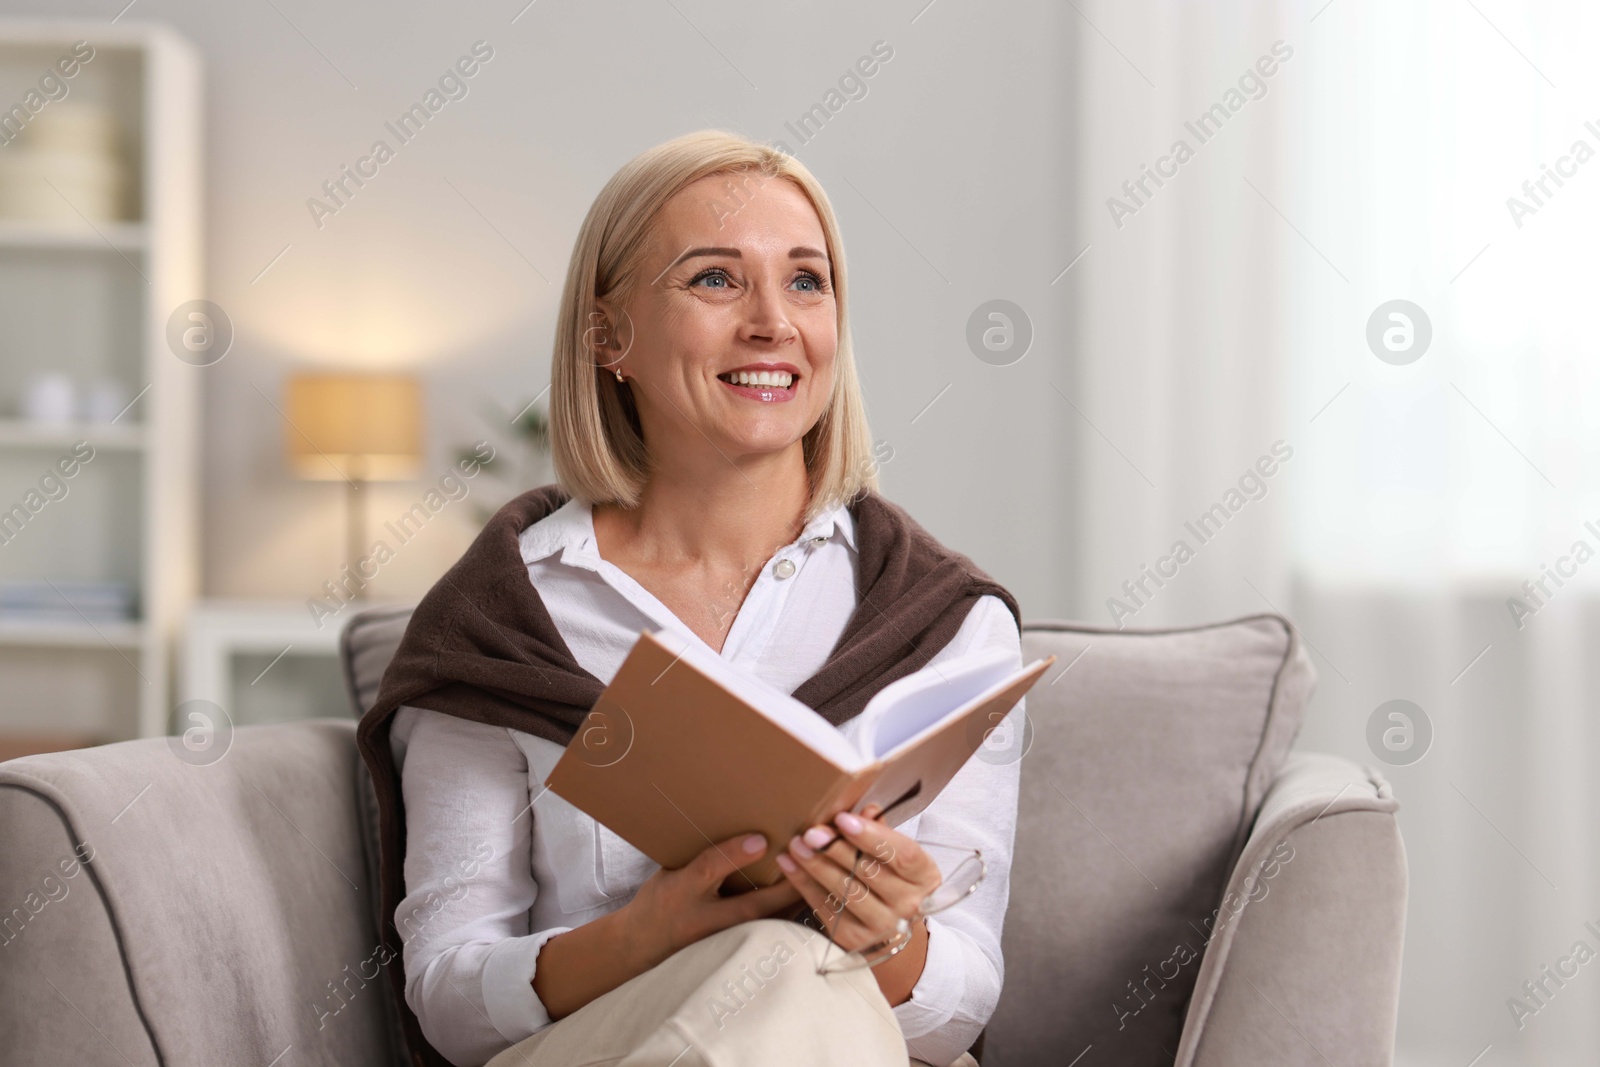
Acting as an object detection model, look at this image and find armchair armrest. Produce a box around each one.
[0,720,397,1067]
[1175,751,1407,1067]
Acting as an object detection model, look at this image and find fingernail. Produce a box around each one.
[789,835,814,860]
[742,833,766,855]
[775,853,795,873]
[836,811,863,834]
[803,826,833,849]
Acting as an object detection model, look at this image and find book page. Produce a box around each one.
[860,646,1022,759]
[654,631,864,769]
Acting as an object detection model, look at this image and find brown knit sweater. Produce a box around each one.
[355,484,1018,1067]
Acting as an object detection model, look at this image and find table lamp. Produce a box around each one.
[286,374,422,595]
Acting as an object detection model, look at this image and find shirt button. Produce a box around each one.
[773,558,797,580]
[810,536,827,545]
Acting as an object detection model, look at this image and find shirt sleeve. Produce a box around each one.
[890,594,1025,1066]
[393,705,572,1067]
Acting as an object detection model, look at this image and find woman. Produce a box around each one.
[356,130,1025,1067]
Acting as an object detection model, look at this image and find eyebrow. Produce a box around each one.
[669,245,830,268]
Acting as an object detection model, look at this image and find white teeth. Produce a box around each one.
[726,370,793,388]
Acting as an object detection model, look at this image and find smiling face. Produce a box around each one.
[599,172,838,478]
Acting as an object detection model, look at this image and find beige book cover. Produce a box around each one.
[546,630,1053,888]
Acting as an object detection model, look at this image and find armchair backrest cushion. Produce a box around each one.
[985,616,1314,1065]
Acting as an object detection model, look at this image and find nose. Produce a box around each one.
[739,278,798,348]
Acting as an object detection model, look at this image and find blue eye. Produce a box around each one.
[688,267,829,292]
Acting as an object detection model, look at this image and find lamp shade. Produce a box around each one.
[285,373,422,481]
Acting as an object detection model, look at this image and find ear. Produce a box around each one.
[591,299,618,351]
[589,297,634,370]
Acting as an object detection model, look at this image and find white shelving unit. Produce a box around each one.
[0,22,202,748]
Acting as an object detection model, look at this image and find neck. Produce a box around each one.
[596,445,813,567]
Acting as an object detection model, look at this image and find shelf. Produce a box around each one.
[0,218,146,252]
[0,419,145,451]
[0,618,144,649]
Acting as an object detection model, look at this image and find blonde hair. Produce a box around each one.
[549,130,877,520]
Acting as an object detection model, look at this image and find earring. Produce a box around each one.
[614,368,625,383]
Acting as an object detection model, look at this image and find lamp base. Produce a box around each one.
[346,479,368,600]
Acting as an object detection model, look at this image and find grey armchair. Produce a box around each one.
[0,610,1405,1066]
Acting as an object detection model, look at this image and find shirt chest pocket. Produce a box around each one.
[515,733,660,912]
[594,821,657,901]
[534,800,656,914]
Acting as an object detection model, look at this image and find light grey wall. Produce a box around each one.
[2,0,1078,619]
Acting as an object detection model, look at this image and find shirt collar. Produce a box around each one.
[518,496,857,566]
[518,497,596,566]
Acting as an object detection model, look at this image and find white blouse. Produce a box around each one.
[389,497,1024,1067]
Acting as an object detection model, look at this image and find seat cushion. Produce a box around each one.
[984,615,1314,1066]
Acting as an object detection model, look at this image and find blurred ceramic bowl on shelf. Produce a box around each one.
[21,373,76,424]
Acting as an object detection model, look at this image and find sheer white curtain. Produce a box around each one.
[1070,2,1599,1063]
[1070,2,1296,629]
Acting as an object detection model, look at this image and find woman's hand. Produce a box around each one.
[536,832,799,1021]
[621,832,802,971]
[775,804,941,1004]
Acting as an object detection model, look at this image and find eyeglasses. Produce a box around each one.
[804,839,987,974]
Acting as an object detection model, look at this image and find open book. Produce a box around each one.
[545,629,1054,888]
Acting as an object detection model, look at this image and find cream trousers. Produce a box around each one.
[482,918,975,1067]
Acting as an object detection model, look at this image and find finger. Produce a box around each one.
[798,816,900,872]
[691,832,770,888]
[797,821,927,916]
[775,852,876,948]
[798,823,858,870]
[829,820,937,919]
[796,828,920,916]
[833,811,940,888]
[784,835,904,937]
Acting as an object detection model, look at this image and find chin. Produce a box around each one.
[721,423,811,460]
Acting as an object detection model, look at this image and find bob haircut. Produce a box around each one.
[549,129,877,520]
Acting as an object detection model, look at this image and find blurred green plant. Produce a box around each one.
[456,399,551,525]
